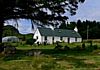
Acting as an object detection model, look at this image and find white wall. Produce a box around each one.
[33,29,42,43]
[47,36,53,44]
[62,37,68,42]
[54,37,60,43]
[77,38,82,42]
[40,36,53,44]
[70,38,75,43]
[34,29,53,44]
[41,36,44,44]
[69,37,82,43]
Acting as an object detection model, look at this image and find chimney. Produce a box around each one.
[74,26,78,32]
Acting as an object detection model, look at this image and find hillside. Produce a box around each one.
[3,25,33,40]
[3,25,20,37]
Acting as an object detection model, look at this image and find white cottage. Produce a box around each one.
[33,27,82,44]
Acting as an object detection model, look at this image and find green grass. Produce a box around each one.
[0,49,100,70]
[0,52,100,70]
[0,42,100,70]
[16,42,100,50]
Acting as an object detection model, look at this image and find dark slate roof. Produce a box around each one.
[38,27,53,36]
[38,27,81,38]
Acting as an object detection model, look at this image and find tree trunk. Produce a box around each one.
[0,20,4,43]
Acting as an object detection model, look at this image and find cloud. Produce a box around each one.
[69,0,100,21]
[5,19,33,34]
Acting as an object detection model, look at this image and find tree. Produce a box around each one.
[59,23,67,29]
[66,21,76,30]
[0,0,85,43]
[3,25,19,37]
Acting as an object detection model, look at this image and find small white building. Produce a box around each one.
[33,27,82,44]
[2,36,19,43]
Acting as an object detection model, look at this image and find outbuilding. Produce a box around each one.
[2,36,19,43]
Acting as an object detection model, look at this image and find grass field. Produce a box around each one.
[0,42,100,70]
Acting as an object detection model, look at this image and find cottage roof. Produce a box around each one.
[38,27,81,38]
[38,27,53,36]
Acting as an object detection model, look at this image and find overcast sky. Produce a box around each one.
[6,0,100,34]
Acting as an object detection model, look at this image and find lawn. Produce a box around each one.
[0,42,100,70]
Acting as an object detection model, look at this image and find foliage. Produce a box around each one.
[64,45,70,50]
[66,21,76,30]
[1,43,16,56]
[0,43,4,52]
[26,38,36,45]
[21,34,34,41]
[3,25,34,42]
[66,20,100,39]
[74,45,82,51]
[54,44,63,50]
[92,45,98,50]
[3,25,19,37]
[82,43,86,49]
[59,23,67,29]
[0,0,85,43]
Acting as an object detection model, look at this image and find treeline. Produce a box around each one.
[59,20,100,39]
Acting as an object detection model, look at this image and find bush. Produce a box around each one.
[74,45,81,51]
[3,46,16,56]
[54,44,63,50]
[64,45,70,50]
[1,43,16,56]
[86,44,97,52]
[88,40,93,47]
[93,45,98,50]
[82,43,86,49]
[0,43,4,52]
[26,38,36,45]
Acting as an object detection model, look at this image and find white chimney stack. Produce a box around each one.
[74,26,78,32]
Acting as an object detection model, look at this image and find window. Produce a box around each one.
[53,37,54,41]
[44,36,47,40]
[36,36,38,39]
[68,37,70,43]
[60,37,63,40]
[75,37,77,42]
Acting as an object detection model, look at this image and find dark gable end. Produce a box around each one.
[38,27,81,38]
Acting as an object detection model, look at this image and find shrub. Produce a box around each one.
[64,45,70,50]
[88,40,93,47]
[74,45,81,51]
[1,43,16,56]
[86,45,94,52]
[82,43,86,49]
[54,44,63,50]
[26,38,36,45]
[93,45,98,50]
[3,46,16,56]
[0,43,4,52]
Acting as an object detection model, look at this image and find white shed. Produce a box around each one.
[2,36,19,43]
